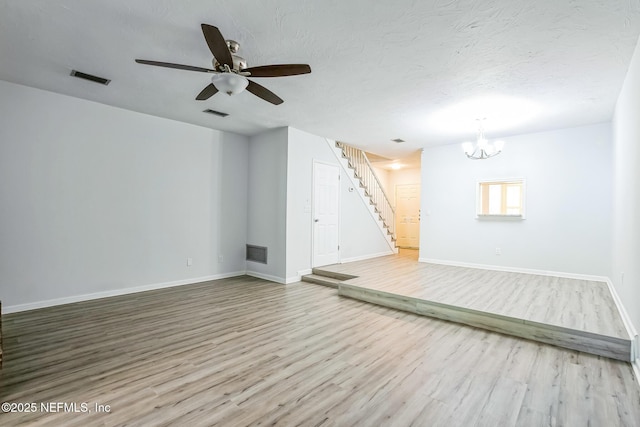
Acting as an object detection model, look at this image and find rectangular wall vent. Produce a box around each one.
[70,70,111,85]
[203,109,229,118]
[246,245,268,264]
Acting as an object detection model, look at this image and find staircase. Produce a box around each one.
[336,141,396,244]
[302,140,396,287]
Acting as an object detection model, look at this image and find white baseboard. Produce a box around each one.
[633,359,640,387]
[606,278,639,361]
[283,269,313,284]
[418,258,609,282]
[245,271,287,284]
[341,250,395,264]
[4,271,247,314]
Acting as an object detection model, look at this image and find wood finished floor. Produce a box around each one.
[318,250,628,339]
[1,275,639,426]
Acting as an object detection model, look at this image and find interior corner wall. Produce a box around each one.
[247,127,288,282]
[217,132,250,274]
[285,128,393,280]
[612,35,640,344]
[419,123,612,277]
[0,80,250,311]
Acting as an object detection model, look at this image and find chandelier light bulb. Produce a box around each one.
[461,119,504,160]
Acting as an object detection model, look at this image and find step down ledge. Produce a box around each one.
[302,274,343,288]
[311,268,357,281]
[338,282,633,362]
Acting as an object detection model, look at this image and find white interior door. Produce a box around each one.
[396,184,420,248]
[313,162,340,267]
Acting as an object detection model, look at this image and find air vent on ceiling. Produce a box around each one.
[391,138,405,143]
[70,70,111,85]
[246,244,268,264]
[203,109,229,118]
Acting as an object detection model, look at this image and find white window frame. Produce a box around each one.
[475,178,526,220]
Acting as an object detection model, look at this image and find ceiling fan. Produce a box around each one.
[135,24,311,105]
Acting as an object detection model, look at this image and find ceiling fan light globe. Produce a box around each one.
[211,73,249,96]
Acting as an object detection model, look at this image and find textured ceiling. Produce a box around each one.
[1,0,639,159]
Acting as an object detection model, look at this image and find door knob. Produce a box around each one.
[314,219,319,222]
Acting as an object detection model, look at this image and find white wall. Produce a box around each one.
[246,127,288,282]
[285,128,336,281]
[612,35,640,347]
[0,80,249,310]
[285,128,393,280]
[339,169,395,261]
[216,132,250,273]
[420,123,612,277]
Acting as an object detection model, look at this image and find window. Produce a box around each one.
[477,179,524,218]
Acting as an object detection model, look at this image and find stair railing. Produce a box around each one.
[337,142,395,240]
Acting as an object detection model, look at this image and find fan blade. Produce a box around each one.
[196,84,218,100]
[201,24,233,68]
[135,59,214,73]
[243,64,311,77]
[246,80,283,105]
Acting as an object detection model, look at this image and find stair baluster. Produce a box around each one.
[336,141,396,243]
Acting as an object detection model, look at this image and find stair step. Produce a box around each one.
[311,268,357,281]
[301,274,343,288]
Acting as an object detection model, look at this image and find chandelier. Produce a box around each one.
[462,119,505,160]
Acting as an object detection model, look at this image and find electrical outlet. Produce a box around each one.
[218,255,224,263]
[495,248,501,255]
[187,257,193,267]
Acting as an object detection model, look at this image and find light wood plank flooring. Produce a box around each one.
[317,250,632,360]
[317,249,628,339]
[1,275,639,426]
